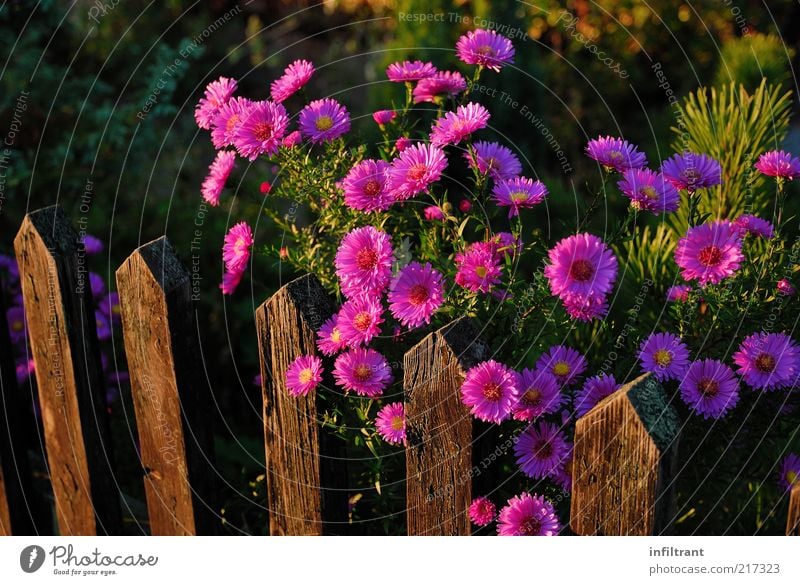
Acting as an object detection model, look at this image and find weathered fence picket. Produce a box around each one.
[255,274,349,535]
[788,484,800,536]
[570,372,679,535]
[116,236,216,535]
[14,206,121,535]
[404,317,488,535]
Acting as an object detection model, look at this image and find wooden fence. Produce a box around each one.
[0,205,797,536]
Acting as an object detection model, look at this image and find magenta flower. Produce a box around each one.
[270,59,315,103]
[222,222,253,273]
[460,359,519,423]
[675,220,743,286]
[660,152,722,192]
[338,296,384,348]
[512,368,563,421]
[680,359,740,419]
[465,141,522,180]
[638,332,691,382]
[575,373,620,417]
[194,76,237,130]
[342,159,393,212]
[395,136,412,152]
[585,136,647,172]
[536,345,587,386]
[492,176,547,218]
[375,402,406,445]
[388,262,444,328]
[333,347,393,397]
[372,110,396,125]
[201,150,236,206]
[386,143,447,200]
[469,496,496,527]
[732,214,775,239]
[515,421,571,479]
[459,198,472,213]
[733,332,800,391]
[335,226,393,298]
[285,354,323,397]
[754,150,800,180]
[429,102,490,146]
[454,244,502,293]
[617,168,680,213]
[282,130,303,148]
[423,205,444,221]
[778,453,800,491]
[233,100,289,160]
[497,492,560,536]
[666,284,692,302]
[413,71,467,104]
[211,97,254,149]
[562,293,609,322]
[15,358,35,386]
[316,314,348,356]
[386,60,437,82]
[544,233,618,299]
[456,29,515,72]
[219,267,244,295]
[299,98,350,143]
[777,279,796,296]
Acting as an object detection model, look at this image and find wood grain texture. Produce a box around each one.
[788,484,800,536]
[116,237,216,535]
[13,206,121,535]
[404,317,488,535]
[571,373,679,535]
[255,274,348,535]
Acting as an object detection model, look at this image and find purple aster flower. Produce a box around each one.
[413,71,467,104]
[316,314,348,356]
[675,220,743,286]
[575,373,620,417]
[233,100,289,160]
[454,243,502,293]
[0,254,19,283]
[89,272,105,298]
[81,235,104,255]
[95,310,111,341]
[6,305,26,344]
[512,368,563,422]
[375,402,406,445]
[194,76,237,130]
[514,421,571,479]
[386,143,447,200]
[536,345,587,386]
[617,168,680,213]
[372,110,396,125]
[460,359,519,423]
[334,226,394,298]
[342,159,393,212]
[469,496,496,527]
[388,262,444,328]
[456,29,515,72]
[544,233,618,299]
[680,359,740,419]
[754,150,800,180]
[660,152,722,192]
[561,292,609,322]
[270,59,315,103]
[778,453,800,491]
[211,96,254,149]
[299,98,350,144]
[732,214,775,239]
[465,141,522,180]
[497,492,560,536]
[386,60,437,82]
[666,284,692,302]
[98,291,121,325]
[492,176,547,218]
[285,354,323,397]
[201,150,236,206]
[15,358,35,386]
[333,347,393,397]
[777,279,796,297]
[337,296,385,348]
[733,332,800,391]
[638,332,691,382]
[585,136,647,172]
[429,102,490,146]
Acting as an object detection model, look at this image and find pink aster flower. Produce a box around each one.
[469,496,496,526]
[222,222,253,273]
[372,110,396,125]
[492,176,547,218]
[413,71,467,104]
[423,205,444,221]
[233,100,289,160]
[285,354,323,397]
[388,262,444,328]
[660,152,722,192]
[460,359,519,423]
[270,59,315,103]
[454,244,502,293]
[386,143,447,200]
[201,150,236,206]
[674,220,743,285]
[680,359,740,419]
[395,136,412,152]
[299,98,350,144]
[194,76,237,130]
[333,347,393,397]
[732,214,775,239]
[617,168,680,213]
[429,102,490,146]
[754,150,800,180]
[465,141,522,180]
[536,345,587,386]
[386,60,437,82]
[638,332,691,382]
[667,284,692,302]
[211,97,254,149]
[562,292,609,322]
[512,368,563,422]
[337,296,385,348]
[219,267,244,295]
[777,279,796,296]
[514,421,571,479]
[282,130,303,148]
[375,402,406,445]
[456,29,515,72]
[459,198,472,213]
[334,226,394,298]
[15,358,35,386]
[497,492,560,536]
[575,373,619,417]
[316,314,348,356]
[585,136,647,172]
[778,453,800,491]
[342,159,393,212]
[544,233,618,299]
[732,332,800,391]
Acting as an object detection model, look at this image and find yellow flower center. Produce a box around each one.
[475,265,488,278]
[315,115,334,131]
[640,186,657,200]
[787,470,798,486]
[354,364,372,382]
[298,368,313,384]
[553,362,570,377]
[11,320,24,332]
[330,327,342,343]
[390,416,404,431]
[510,191,529,203]
[654,349,672,367]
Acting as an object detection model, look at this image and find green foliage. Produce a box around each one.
[714,33,795,91]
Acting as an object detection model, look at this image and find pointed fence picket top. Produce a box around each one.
[570,372,679,535]
[788,484,800,536]
[13,206,121,535]
[116,236,216,535]
[404,317,489,535]
[255,274,348,535]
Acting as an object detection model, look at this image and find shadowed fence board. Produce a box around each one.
[404,317,488,535]
[571,373,679,535]
[255,274,348,535]
[116,237,216,535]
[13,206,121,535]
[788,484,800,536]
